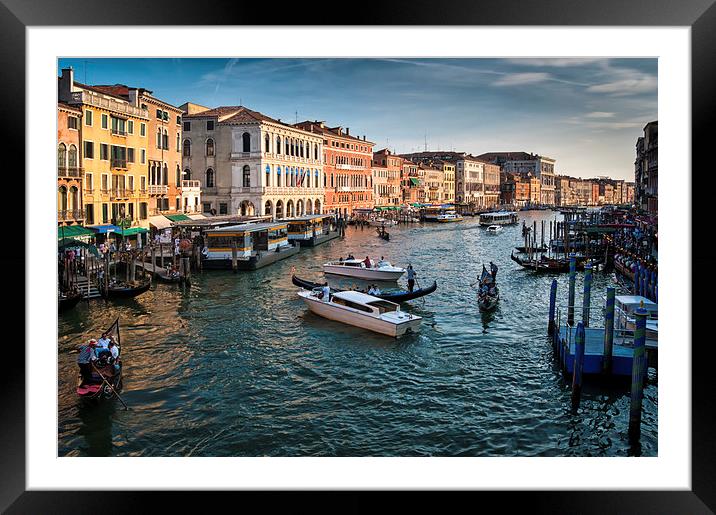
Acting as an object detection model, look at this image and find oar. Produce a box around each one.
[91,362,129,410]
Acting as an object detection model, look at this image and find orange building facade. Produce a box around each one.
[295,121,374,217]
[57,102,84,226]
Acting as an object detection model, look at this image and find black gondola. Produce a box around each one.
[103,279,151,299]
[476,265,499,311]
[76,318,123,401]
[376,227,390,240]
[292,274,437,303]
[59,289,83,312]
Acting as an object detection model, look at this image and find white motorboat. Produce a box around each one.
[369,218,397,227]
[615,295,658,346]
[298,289,422,337]
[437,213,464,223]
[486,225,503,234]
[323,258,406,281]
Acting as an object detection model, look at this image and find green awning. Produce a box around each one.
[58,238,91,249]
[57,225,94,239]
[165,214,190,222]
[120,227,149,236]
[409,178,420,186]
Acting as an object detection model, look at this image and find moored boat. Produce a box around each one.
[76,318,123,401]
[59,289,83,312]
[437,213,464,222]
[323,258,406,281]
[292,274,437,303]
[486,225,503,234]
[479,211,518,226]
[298,289,422,337]
[104,279,151,298]
[369,218,397,227]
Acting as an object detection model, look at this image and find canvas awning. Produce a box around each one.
[149,215,172,230]
[165,214,191,222]
[409,178,420,186]
[57,225,94,239]
[187,213,206,220]
[119,227,149,236]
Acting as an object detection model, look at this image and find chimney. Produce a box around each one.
[363,135,366,141]
[58,67,75,102]
[346,127,350,136]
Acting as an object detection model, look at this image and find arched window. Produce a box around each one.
[58,143,67,168]
[183,139,191,157]
[68,145,77,168]
[300,141,304,158]
[276,166,282,187]
[243,165,251,187]
[163,163,169,185]
[314,145,318,160]
[206,138,215,157]
[58,186,67,211]
[206,168,215,188]
[156,128,162,149]
[265,134,270,152]
[176,165,181,186]
[184,168,191,180]
[265,165,271,187]
[242,132,250,152]
[69,186,78,210]
[276,136,282,154]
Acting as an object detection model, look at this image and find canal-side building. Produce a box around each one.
[58,67,151,229]
[422,163,445,203]
[401,160,422,204]
[57,102,84,227]
[500,172,530,207]
[476,151,556,206]
[371,149,402,207]
[295,121,373,218]
[90,85,187,217]
[179,106,324,219]
[482,161,501,208]
[528,173,541,205]
[635,120,658,215]
[574,179,592,206]
[431,160,455,203]
[555,175,572,206]
[625,182,635,204]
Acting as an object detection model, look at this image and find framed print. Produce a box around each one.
[3,0,714,512]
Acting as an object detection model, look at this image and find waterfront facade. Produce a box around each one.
[295,121,373,217]
[372,149,402,206]
[58,68,151,228]
[57,102,84,226]
[422,163,445,203]
[477,152,556,206]
[482,162,500,208]
[635,120,658,215]
[181,106,324,219]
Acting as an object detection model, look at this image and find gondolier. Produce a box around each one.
[77,339,98,382]
[406,264,417,292]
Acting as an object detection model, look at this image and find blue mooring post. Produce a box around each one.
[603,287,615,375]
[548,279,557,336]
[633,262,640,294]
[571,321,586,412]
[649,269,657,301]
[582,264,593,327]
[641,267,647,297]
[567,253,576,326]
[628,307,648,443]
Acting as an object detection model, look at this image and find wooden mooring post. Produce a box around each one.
[582,263,592,327]
[231,241,238,273]
[182,256,191,286]
[628,307,648,443]
[571,321,586,412]
[602,287,615,375]
[567,253,576,326]
[547,278,557,336]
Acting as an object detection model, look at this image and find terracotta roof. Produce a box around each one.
[72,81,129,101]
[294,120,375,145]
[57,101,82,113]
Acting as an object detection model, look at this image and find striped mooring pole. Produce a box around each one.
[548,279,557,336]
[602,287,615,375]
[582,263,593,327]
[567,253,577,326]
[633,262,640,294]
[571,321,586,412]
[628,307,648,443]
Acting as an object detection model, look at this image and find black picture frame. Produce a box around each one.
[4,0,713,512]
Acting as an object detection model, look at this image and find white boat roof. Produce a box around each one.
[615,295,658,311]
[326,259,364,265]
[333,290,397,305]
[482,211,517,216]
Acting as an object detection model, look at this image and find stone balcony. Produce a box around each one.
[148,185,169,195]
[70,89,148,119]
[57,166,83,179]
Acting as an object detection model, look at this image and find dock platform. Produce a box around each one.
[297,231,340,247]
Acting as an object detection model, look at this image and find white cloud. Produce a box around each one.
[507,58,608,67]
[492,72,551,86]
[586,69,657,96]
[585,111,615,118]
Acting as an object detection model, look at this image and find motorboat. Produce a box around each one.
[437,213,463,222]
[486,225,503,234]
[292,275,438,303]
[323,258,406,281]
[479,211,518,226]
[297,289,422,337]
[615,295,657,346]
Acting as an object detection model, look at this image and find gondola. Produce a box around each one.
[510,251,596,272]
[292,274,437,303]
[376,227,390,241]
[476,265,499,311]
[514,245,548,253]
[59,289,83,312]
[478,291,499,311]
[76,318,123,402]
[103,279,151,298]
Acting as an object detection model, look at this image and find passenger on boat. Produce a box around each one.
[77,339,98,382]
[97,332,112,350]
[377,256,387,267]
[490,261,498,279]
[108,340,120,372]
[321,284,331,302]
[363,256,372,268]
[347,254,355,260]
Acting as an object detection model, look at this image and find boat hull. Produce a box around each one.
[292,275,437,303]
[300,294,421,337]
[104,281,151,298]
[323,265,404,281]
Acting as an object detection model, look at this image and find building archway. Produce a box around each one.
[286,199,294,218]
[275,200,284,219]
[306,199,313,215]
[58,186,67,212]
[296,199,304,217]
[240,200,256,217]
[264,200,274,219]
[314,199,321,214]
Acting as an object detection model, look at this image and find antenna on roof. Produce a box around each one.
[295,110,298,124]
[424,130,427,152]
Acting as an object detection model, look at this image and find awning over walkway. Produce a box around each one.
[165,214,191,222]
[187,213,206,220]
[149,215,172,230]
[88,224,121,234]
[120,227,149,236]
[57,225,94,239]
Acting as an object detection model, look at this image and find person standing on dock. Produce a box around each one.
[406,264,417,292]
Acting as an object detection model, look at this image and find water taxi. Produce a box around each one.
[279,214,338,247]
[437,213,464,222]
[323,258,406,281]
[297,289,422,337]
[479,211,519,226]
[369,217,398,227]
[486,225,503,234]
[202,222,300,270]
[615,295,657,346]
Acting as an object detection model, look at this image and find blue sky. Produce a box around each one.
[58,58,657,180]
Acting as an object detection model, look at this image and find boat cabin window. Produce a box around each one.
[332,297,374,313]
[367,300,398,314]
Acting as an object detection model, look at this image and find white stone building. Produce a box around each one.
[180,104,324,219]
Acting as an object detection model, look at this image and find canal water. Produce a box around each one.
[58,211,657,457]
